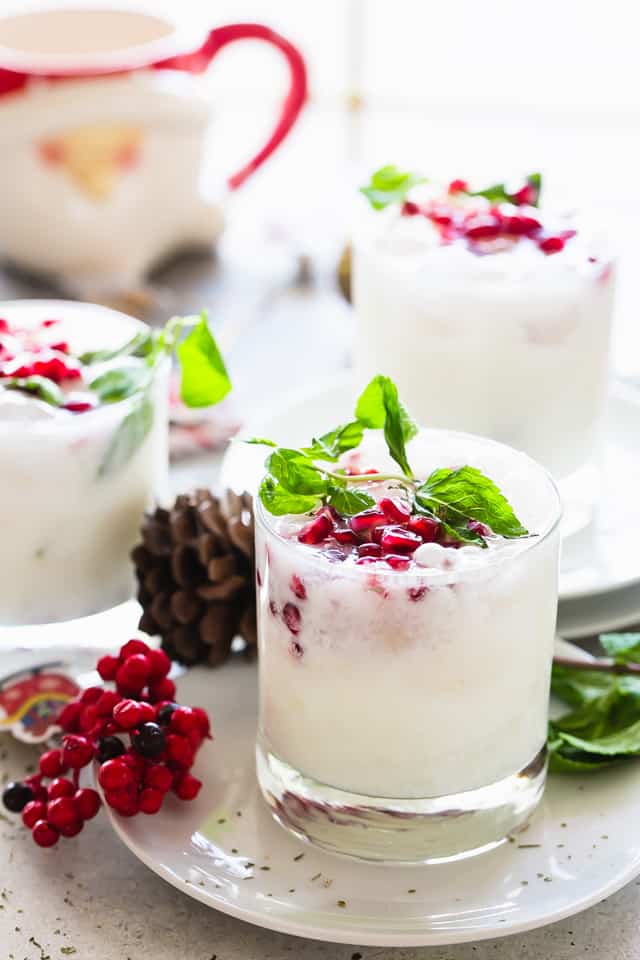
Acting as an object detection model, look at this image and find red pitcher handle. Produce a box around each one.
[157,23,307,191]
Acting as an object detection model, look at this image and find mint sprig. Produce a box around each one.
[549,636,640,773]
[360,165,427,210]
[250,375,527,545]
[2,375,64,407]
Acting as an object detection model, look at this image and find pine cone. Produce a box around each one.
[131,489,256,667]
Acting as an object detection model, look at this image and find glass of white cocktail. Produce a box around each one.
[253,376,561,861]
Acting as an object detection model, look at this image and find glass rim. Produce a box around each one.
[0,298,167,434]
[255,427,563,584]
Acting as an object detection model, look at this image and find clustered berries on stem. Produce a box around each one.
[2,639,211,847]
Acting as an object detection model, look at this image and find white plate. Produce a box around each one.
[103,657,640,948]
[557,583,640,639]
[220,377,640,605]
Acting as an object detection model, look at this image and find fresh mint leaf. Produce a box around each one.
[355,375,417,477]
[246,437,278,448]
[557,719,640,757]
[176,312,231,408]
[600,633,640,664]
[360,165,426,210]
[79,330,154,365]
[326,481,375,516]
[98,394,154,477]
[468,172,542,208]
[548,742,616,773]
[550,664,616,708]
[302,421,365,462]
[267,449,328,496]
[416,466,528,539]
[2,375,64,406]
[89,365,150,404]
[259,476,320,516]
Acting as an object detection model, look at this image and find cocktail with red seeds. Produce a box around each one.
[353,168,615,494]
[255,427,561,862]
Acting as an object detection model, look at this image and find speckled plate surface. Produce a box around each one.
[102,656,640,947]
[220,376,640,609]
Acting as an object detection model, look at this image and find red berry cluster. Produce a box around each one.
[400,182,576,256]
[2,640,211,847]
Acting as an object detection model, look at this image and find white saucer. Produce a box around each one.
[102,658,640,947]
[220,377,640,606]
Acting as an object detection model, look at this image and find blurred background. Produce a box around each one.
[2,0,639,421]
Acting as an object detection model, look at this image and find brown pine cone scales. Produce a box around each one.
[132,489,256,667]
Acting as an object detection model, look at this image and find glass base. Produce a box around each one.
[257,740,547,863]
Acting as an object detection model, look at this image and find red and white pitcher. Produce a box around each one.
[0,8,307,285]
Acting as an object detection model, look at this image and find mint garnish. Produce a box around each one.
[2,375,64,407]
[249,374,527,544]
[468,172,542,207]
[98,393,154,477]
[416,466,528,540]
[176,312,231,408]
[78,330,154,365]
[360,165,426,210]
[89,366,150,404]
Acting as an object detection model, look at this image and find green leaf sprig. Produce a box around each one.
[360,165,427,210]
[360,166,542,210]
[550,634,640,772]
[248,375,528,546]
[1,375,64,407]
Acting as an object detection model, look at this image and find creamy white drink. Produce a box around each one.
[353,171,615,481]
[254,391,561,861]
[0,301,168,625]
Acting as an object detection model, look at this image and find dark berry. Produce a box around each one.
[97,736,126,763]
[131,722,166,759]
[32,820,59,847]
[155,702,179,726]
[2,781,34,813]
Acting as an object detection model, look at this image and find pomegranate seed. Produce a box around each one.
[448,179,468,194]
[0,318,8,332]
[63,399,96,413]
[358,543,382,558]
[504,215,541,236]
[269,600,278,618]
[384,554,411,570]
[379,526,423,554]
[41,319,59,327]
[173,773,202,801]
[282,602,301,635]
[408,586,428,602]
[512,184,536,206]
[464,215,502,241]
[379,497,411,524]
[288,639,304,658]
[539,236,565,254]
[298,513,333,544]
[355,556,378,565]
[349,509,387,537]
[407,516,440,542]
[334,526,358,545]
[32,820,59,847]
[468,520,491,537]
[48,340,69,353]
[401,200,420,216]
[74,788,101,821]
[22,800,47,829]
[290,574,307,600]
[428,207,453,227]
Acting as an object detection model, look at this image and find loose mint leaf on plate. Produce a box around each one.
[2,375,64,407]
[600,633,640,664]
[302,421,364,462]
[326,481,375,516]
[176,311,231,408]
[550,664,616,708]
[79,330,154,365]
[89,365,151,404]
[355,375,417,477]
[259,476,320,516]
[416,465,528,539]
[98,394,154,478]
[360,165,427,210]
[267,449,328,496]
[557,719,640,757]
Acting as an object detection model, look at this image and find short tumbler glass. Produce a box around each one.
[255,429,561,862]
